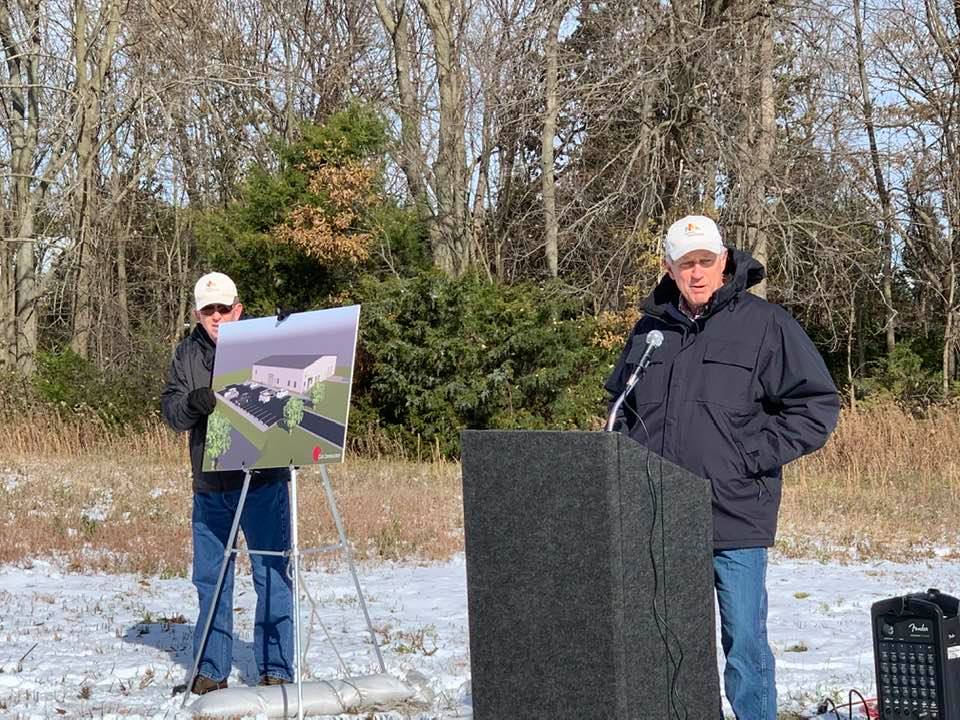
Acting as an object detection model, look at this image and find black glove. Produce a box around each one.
[187,388,217,415]
[277,307,301,322]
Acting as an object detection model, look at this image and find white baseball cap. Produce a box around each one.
[664,215,725,261]
[194,272,238,310]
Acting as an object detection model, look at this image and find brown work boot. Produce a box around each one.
[191,675,228,695]
[258,675,289,686]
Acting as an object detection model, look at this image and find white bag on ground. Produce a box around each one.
[190,672,433,718]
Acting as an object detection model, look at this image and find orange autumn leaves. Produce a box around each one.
[273,149,378,264]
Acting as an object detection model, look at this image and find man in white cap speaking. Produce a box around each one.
[161,272,294,695]
[606,216,840,719]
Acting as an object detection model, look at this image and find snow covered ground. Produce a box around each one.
[1,552,959,719]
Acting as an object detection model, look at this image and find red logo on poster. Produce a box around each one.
[312,446,323,462]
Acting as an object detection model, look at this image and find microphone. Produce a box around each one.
[605,330,665,432]
[627,329,664,371]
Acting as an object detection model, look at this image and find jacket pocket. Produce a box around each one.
[712,474,781,540]
[699,340,758,409]
[690,402,760,480]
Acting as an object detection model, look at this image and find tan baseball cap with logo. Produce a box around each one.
[194,272,238,310]
[663,215,725,261]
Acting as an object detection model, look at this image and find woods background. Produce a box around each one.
[1,0,958,455]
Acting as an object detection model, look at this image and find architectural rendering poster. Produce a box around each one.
[202,305,361,471]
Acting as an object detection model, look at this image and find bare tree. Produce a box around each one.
[851,0,896,353]
[0,0,76,373]
[541,1,566,278]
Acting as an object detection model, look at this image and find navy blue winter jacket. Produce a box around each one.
[605,248,840,549]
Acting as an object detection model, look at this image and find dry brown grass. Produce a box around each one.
[1,403,958,573]
[779,403,960,560]
[0,414,462,575]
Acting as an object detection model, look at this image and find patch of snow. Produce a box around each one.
[1,472,20,492]
[0,553,958,717]
[80,490,114,524]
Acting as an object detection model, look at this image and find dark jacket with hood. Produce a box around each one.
[605,248,840,549]
[161,323,288,493]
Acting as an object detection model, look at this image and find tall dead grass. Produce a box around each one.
[1,403,958,573]
[780,403,960,559]
[0,413,461,575]
[2,411,183,462]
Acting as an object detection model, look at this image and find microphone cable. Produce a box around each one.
[618,381,689,720]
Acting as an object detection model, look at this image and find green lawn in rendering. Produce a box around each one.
[308,367,354,424]
[204,396,344,471]
[256,425,343,467]
[212,368,252,391]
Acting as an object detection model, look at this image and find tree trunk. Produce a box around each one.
[494,140,516,281]
[14,221,36,374]
[471,110,492,273]
[374,0,430,220]
[852,0,896,354]
[0,238,13,369]
[419,0,469,276]
[69,0,120,359]
[115,216,130,339]
[944,269,955,396]
[847,295,856,411]
[541,5,563,278]
[0,1,42,374]
[745,8,774,299]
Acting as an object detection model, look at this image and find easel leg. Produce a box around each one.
[181,469,252,708]
[319,464,386,673]
[289,465,305,720]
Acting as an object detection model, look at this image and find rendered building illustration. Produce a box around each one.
[201,305,360,471]
[251,354,337,392]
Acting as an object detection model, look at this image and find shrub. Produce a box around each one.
[856,342,944,412]
[0,348,162,431]
[197,104,426,318]
[344,271,617,457]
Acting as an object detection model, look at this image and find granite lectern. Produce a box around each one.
[461,430,719,720]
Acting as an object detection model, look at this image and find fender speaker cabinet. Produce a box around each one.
[872,589,960,719]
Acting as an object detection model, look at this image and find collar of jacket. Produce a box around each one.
[191,323,216,367]
[642,246,766,323]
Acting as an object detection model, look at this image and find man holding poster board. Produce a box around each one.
[161,272,293,695]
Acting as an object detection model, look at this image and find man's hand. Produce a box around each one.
[187,388,217,416]
[277,307,300,322]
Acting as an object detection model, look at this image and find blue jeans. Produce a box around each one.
[714,548,776,720]
[192,481,294,683]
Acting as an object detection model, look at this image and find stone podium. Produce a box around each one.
[461,430,719,720]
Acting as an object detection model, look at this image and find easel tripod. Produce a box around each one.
[181,463,385,719]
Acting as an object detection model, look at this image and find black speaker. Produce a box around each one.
[461,430,719,720]
[872,588,960,719]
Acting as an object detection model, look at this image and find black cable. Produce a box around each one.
[847,689,871,720]
[624,385,688,720]
[815,696,841,719]
[815,691,875,719]
[647,437,688,720]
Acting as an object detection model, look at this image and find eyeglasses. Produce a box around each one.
[199,304,235,317]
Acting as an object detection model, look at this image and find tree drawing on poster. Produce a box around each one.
[283,397,305,431]
[205,412,233,469]
[201,305,360,471]
[310,381,326,405]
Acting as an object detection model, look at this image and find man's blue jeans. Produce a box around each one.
[714,548,776,720]
[192,481,294,683]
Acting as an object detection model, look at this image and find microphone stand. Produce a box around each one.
[605,364,649,432]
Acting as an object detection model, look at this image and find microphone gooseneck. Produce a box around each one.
[605,330,665,432]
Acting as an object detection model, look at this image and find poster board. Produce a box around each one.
[202,305,360,471]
